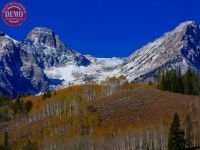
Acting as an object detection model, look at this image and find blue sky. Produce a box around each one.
[0,0,200,57]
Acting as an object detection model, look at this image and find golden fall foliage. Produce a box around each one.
[1,79,200,149]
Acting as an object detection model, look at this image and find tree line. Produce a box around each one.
[157,68,200,96]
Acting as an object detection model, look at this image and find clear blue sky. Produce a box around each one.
[0,0,200,57]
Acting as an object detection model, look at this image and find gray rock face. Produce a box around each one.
[122,21,200,82]
[0,35,48,97]
[27,27,65,49]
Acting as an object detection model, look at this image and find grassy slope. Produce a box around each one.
[90,87,200,128]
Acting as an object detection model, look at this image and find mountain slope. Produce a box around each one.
[122,21,200,82]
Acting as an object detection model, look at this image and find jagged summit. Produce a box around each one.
[26,27,65,49]
[22,27,90,68]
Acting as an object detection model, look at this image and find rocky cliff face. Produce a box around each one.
[21,27,90,69]
[0,34,47,97]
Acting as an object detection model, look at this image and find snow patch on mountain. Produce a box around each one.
[44,57,125,88]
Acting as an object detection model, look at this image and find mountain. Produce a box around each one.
[0,28,91,97]
[122,21,200,82]
[0,21,200,97]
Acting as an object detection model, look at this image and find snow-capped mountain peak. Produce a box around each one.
[123,21,200,82]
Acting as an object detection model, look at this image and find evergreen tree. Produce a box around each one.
[183,68,199,95]
[168,113,185,150]
[184,115,193,147]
